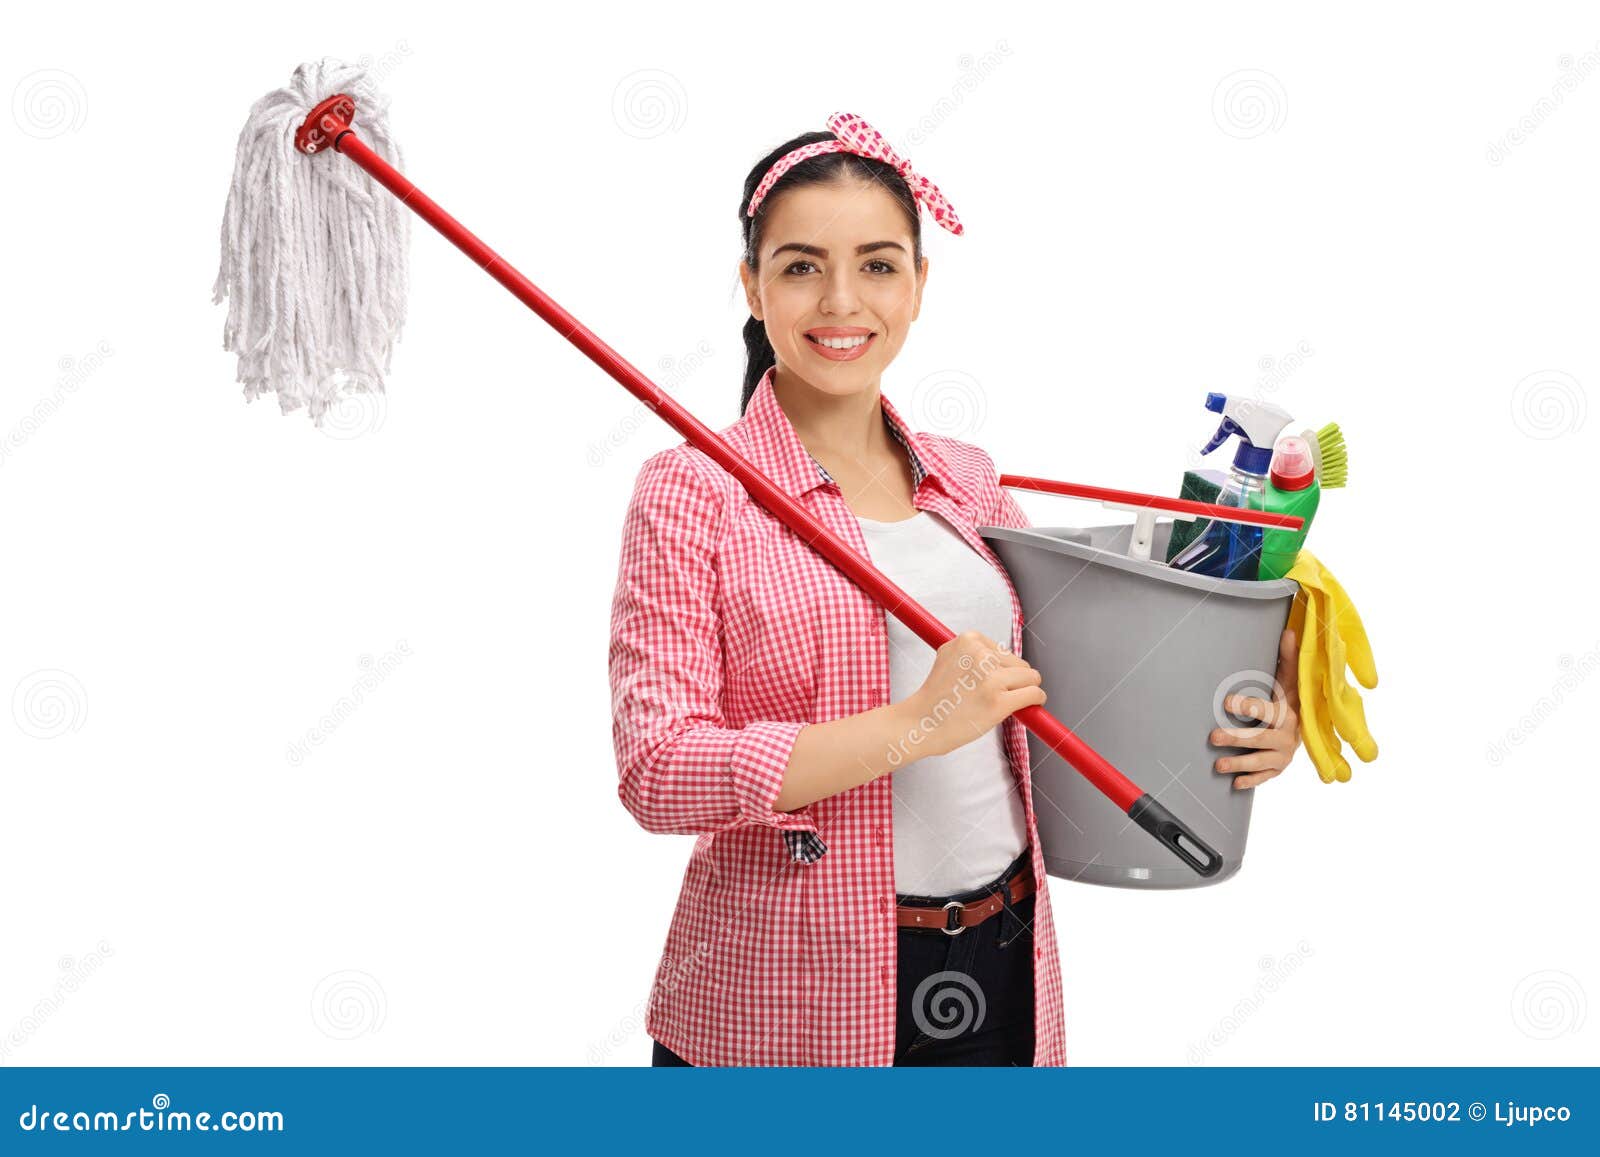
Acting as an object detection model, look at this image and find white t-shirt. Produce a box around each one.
[856,509,1030,896]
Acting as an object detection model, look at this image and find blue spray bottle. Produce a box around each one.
[1169,393,1295,579]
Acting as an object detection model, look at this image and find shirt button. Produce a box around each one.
[880,964,892,985]
[879,895,889,913]
[874,826,885,846]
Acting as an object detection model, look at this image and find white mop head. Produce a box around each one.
[213,58,410,425]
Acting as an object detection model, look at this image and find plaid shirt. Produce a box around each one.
[608,366,1066,1066]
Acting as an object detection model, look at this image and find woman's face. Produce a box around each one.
[739,176,928,398]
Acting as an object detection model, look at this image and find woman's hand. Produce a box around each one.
[1210,627,1302,789]
[899,630,1046,762]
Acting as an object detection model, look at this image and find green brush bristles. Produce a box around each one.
[1302,421,1348,488]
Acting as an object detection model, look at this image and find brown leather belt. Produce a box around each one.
[896,863,1034,935]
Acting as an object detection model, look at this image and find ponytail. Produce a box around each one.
[739,314,776,415]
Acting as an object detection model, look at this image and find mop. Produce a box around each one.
[213,58,1255,878]
[212,59,409,424]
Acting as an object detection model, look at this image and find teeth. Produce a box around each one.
[811,334,870,349]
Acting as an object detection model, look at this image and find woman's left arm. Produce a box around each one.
[1210,627,1303,789]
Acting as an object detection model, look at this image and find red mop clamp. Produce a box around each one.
[291,97,1224,880]
[294,93,356,155]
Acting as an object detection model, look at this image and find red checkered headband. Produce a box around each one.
[745,112,964,236]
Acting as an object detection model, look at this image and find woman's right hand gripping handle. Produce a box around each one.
[773,630,1045,813]
[901,630,1047,761]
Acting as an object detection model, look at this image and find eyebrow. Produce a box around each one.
[771,240,908,260]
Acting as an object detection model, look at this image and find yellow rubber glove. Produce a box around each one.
[1319,578,1378,762]
[1285,550,1379,782]
[1289,576,1349,783]
[1304,552,1377,689]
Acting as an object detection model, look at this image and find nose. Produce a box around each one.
[818,266,861,316]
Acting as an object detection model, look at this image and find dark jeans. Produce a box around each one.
[651,847,1036,1067]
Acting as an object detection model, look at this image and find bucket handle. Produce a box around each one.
[998,476,1304,532]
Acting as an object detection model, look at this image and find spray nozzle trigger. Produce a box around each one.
[1199,391,1241,455]
[1193,392,1295,468]
[1199,415,1241,457]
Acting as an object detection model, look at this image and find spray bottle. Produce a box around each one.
[1168,393,1295,579]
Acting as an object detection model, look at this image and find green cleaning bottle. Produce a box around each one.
[1253,435,1320,580]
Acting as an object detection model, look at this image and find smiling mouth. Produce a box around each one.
[805,332,876,350]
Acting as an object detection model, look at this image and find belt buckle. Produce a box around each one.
[942,899,966,935]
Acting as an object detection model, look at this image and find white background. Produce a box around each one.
[2,1,1595,1067]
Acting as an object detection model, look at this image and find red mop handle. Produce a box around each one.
[1000,475,1305,530]
[295,96,1221,878]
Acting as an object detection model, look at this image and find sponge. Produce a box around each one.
[1164,469,1225,562]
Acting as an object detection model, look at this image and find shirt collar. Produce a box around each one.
[739,365,956,500]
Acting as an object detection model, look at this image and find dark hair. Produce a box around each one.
[738,131,925,414]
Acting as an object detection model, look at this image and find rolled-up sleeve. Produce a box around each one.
[608,447,825,861]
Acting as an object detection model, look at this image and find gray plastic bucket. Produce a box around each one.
[980,520,1298,889]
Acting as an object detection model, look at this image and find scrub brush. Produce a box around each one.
[1300,421,1347,488]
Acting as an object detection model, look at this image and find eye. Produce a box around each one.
[784,260,817,276]
[865,259,897,274]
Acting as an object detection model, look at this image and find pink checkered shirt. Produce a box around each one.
[608,366,1067,1066]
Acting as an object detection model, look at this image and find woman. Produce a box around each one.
[607,114,1303,1067]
